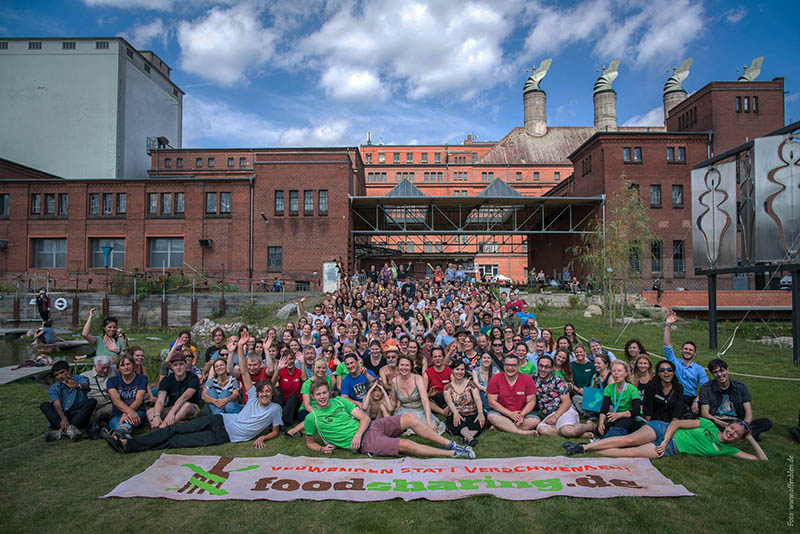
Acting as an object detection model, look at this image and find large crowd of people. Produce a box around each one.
[40,261,772,462]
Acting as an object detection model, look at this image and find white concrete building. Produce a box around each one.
[0,37,183,179]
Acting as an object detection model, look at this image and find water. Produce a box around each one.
[0,338,86,367]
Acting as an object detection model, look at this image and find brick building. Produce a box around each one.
[0,148,364,291]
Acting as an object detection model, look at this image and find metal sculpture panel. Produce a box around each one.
[754,135,800,262]
[691,161,738,268]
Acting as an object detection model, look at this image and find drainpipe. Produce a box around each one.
[249,173,255,292]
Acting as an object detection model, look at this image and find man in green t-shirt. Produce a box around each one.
[563,417,767,461]
[304,379,475,459]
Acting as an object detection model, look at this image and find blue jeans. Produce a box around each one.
[110,408,147,433]
[646,421,678,456]
[205,389,242,415]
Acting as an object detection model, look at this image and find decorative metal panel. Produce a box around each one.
[691,161,737,268]
[737,148,755,265]
[754,135,800,262]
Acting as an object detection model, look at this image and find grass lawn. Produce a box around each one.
[1,310,798,533]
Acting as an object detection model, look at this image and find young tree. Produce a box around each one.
[571,182,656,326]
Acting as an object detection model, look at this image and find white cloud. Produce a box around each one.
[177,3,276,86]
[118,18,168,49]
[786,93,800,104]
[83,0,177,9]
[320,66,387,102]
[279,118,351,146]
[522,0,705,67]
[298,0,517,100]
[182,94,282,147]
[724,7,747,24]
[96,15,118,25]
[622,105,663,126]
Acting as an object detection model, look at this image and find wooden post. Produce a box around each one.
[72,295,80,328]
[12,296,20,327]
[161,299,168,329]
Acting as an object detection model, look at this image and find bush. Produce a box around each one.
[568,294,581,309]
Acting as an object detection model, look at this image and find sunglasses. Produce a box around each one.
[492,343,503,346]
[657,368,673,374]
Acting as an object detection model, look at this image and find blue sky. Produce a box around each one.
[2,0,798,148]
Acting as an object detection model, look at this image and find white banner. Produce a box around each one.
[103,454,693,501]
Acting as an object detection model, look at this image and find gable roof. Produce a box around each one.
[385,178,426,197]
[478,178,523,198]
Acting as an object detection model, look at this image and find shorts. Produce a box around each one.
[646,421,678,457]
[538,406,580,431]
[360,414,403,457]
[487,409,539,420]
[429,392,447,409]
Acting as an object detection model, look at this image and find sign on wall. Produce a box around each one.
[322,262,339,293]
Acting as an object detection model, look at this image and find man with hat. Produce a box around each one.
[146,353,201,429]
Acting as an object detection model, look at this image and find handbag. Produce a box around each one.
[581,387,603,412]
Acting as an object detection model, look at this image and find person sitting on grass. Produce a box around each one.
[362,380,393,420]
[146,355,201,429]
[41,360,97,442]
[699,358,772,441]
[443,359,485,447]
[304,379,475,459]
[486,354,539,435]
[664,311,708,416]
[643,360,685,423]
[202,359,242,415]
[105,354,148,440]
[533,356,595,439]
[284,357,334,438]
[103,337,282,453]
[424,346,452,417]
[340,353,376,408]
[597,360,643,439]
[563,417,768,461]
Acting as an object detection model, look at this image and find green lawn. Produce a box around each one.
[1,311,798,533]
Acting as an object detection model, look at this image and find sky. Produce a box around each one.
[1,0,798,148]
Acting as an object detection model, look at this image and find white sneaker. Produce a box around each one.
[65,425,81,442]
[44,429,62,442]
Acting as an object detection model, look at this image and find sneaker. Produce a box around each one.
[44,429,62,442]
[65,425,81,442]
[453,446,476,459]
[444,440,457,451]
[103,432,126,453]
[564,442,585,456]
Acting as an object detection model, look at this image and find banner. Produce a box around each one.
[103,454,693,501]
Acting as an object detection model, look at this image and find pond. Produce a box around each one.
[0,337,88,368]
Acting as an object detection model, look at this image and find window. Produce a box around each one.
[32,238,66,268]
[421,153,428,163]
[365,153,372,164]
[479,264,498,278]
[673,240,685,273]
[409,172,415,182]
[425,241,433,253]
[393,153,400,163]
[677,147,686,162]
[148,238,183,268]
[267,246,282,271]
[164,158,171,168]
[220,192,231,214]
[672,185,684,208]
[736,96,742,113]
[0,194,8,216]
[650,185,662,208]
[406,242,415,253]
[45,194,55,215]
[534,172,540,181]
[396,172,402,182]
[295,281,310,292]
[472,153,478,163]
[58,194,68,216]
[743,97,750,113]
[516,172,522,181]
[289,190,299,216]
[62,42,76,50]
[0,42,8,50]
[406,153,413,163]
[96,41,109,49]
[143,63,151,74]
[667,147,675,162]
[651,240,663,273]
[554,172,561,180]
[623,147,631,162]
[174,193,184,214]
[161,193,172,215]
[103,193,113,214]
[88,194,99,215]
[319,190,328,216]
[29,41,42,50]
[633,147,642,162]
[753,96,759,113]
[208,157,215,168]
[176,157,183,168]
[116,193,126,214]
[205,192,217,214]
[31,194,41,215]
[629,249,641,273]
[227,157,234,168]
[147,193,158,214]
[196,158,203,168]
[126,48,134,59]
[90,238,125,269]
[434,152,441,163]
[239,157,247,167]
[378,153,385,163]
[274,191,284,215]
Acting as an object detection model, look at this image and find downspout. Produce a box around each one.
[249,173,255,292]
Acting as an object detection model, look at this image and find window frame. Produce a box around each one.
[289,190,299,216]
[672,185,684,209]
[205,192,217,215]
[219,192,231,214]
[274,190,284,216]
[147,237,184,269]
[267,246,282,272]
[31,238,67,269]
[318,190,328,216]
[89,237,125,269]
[31,193,42,215]
[650,184,662,209]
